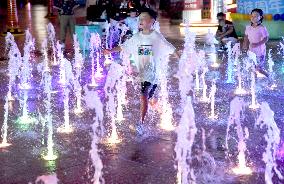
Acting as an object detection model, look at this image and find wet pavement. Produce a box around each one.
[1,4,284,184]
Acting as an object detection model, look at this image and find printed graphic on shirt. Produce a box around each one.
[138,45,153,56]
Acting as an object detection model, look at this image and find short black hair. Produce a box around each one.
[140,8,158,20]
[129,8,138,13]
[217,12,226,17]
[251,8,264,23]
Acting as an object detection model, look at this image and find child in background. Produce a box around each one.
[103,8,179,137]
[124,8,139,35]
[53,0,79,49]
[243,8,269,77]
[215,12,238,51]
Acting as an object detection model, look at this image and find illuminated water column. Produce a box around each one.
[2,0,24,35]
[182,0,202,23]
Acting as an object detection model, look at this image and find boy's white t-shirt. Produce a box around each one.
[245,25,269,57]
[121,31,175,84]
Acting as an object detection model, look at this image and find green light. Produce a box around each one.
[15,115,37,131]
[44,159,57,173]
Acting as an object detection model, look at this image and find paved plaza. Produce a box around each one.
[0,4,284,184]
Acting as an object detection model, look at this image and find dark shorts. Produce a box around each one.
[141,81,157,99]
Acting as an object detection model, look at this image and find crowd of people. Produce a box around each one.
[53,0,157,48]
[86,0,157,22]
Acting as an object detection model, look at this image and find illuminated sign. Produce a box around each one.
[184,0,201,10]
[237,0,284,14]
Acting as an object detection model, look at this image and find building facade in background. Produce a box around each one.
[164,0,237,22]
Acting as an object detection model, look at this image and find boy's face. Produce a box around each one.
[251,11,261,24]
[219,20,225,26]
[130,11,137,17]
[139,12,154,30]
[217,16,225,25]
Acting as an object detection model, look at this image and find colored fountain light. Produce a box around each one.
[175,97,197,184]
[205,29,217,53]
[195,50,205,93]
[16,114,36,125]
[95,54,104,79]
[73,34,84,114]
[40,72,57,161]
[0,142,12,148]
[57,125,74,134]
[160,74,175,131]
[19,30,34,90]
[248,52,259,109]
[159,54,175,131]
[91,117,105,183]
[83,89,105,183]
[208,81,218,120]
[160,117,175,131]
[256,102,283,183]
[232,165,253,175]
[43,151,58,161]
[248,71,259,109]
[74,105,83,115]
[195,69,200,91]
[5,32,21,101]
[17,90,36,125]
[57,87,74,134]
[226,41,235,84]
[107,124,121,144]
[200,67,210,103]
[233,43,247,95]
[57,42,66,85]
[89,33,100,87]
[0,97,11,148]
[41,39,50,72]
[73,34,84,69]
[226,97,252,176]
[267,49,277,89]
[73,75,83,115]
[104,62,124,144]
[7,92,15,101]
[47,23,58,66]
[57,56,75,133]
[0,32,23,148]
[209,53,219,68]
[235,86,247,95]
[115,79,127,122]
[73,76,83,115]
[92,33,104,80]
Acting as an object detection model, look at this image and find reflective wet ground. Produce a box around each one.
[0,4,284,184]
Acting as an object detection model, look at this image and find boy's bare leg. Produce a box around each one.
[140,94,149,123]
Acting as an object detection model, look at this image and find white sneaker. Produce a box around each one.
[62,43,65,50]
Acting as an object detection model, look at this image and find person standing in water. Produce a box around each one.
[103,8,179,137]
[54,0,79,49]
[243,8,269,77]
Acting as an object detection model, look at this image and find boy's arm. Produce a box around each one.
[216,29,223,37]
[220,26,234,38]
[103,46,122,55]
